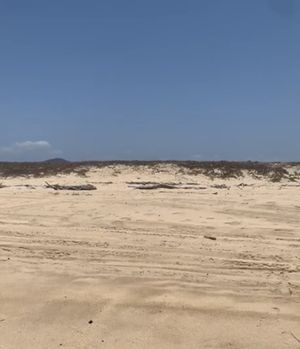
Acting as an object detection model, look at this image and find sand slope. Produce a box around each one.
[0,166,299,348]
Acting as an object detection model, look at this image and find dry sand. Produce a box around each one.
[0,165,299,348]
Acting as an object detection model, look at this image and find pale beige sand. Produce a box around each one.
[0,165,299,348]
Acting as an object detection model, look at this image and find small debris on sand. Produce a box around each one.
[211,184,230,189]
[290,332,300,344]
[204,235,217,241]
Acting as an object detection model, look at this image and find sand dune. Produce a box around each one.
[0,164,299,348]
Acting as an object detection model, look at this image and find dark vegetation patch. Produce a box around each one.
[0,162,89,178]
[174,161,295,182]
[0,161,299,182]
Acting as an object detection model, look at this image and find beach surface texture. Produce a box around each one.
[0,162,299,348]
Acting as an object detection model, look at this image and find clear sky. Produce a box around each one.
[1,0,299,161]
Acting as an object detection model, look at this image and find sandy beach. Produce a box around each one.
[0,163,299,348]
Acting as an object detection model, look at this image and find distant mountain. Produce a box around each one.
[44,158,69,164]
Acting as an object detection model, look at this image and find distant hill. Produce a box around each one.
[44,158,69,164]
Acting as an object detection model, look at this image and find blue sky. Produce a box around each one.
[0,0,299,161]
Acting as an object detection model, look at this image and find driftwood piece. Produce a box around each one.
[204,235,217,241]
[0,184,38,189]
[45,182,97,191]
[130,183,177,190]
[128,182,207,190]
[290,332,300,344]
